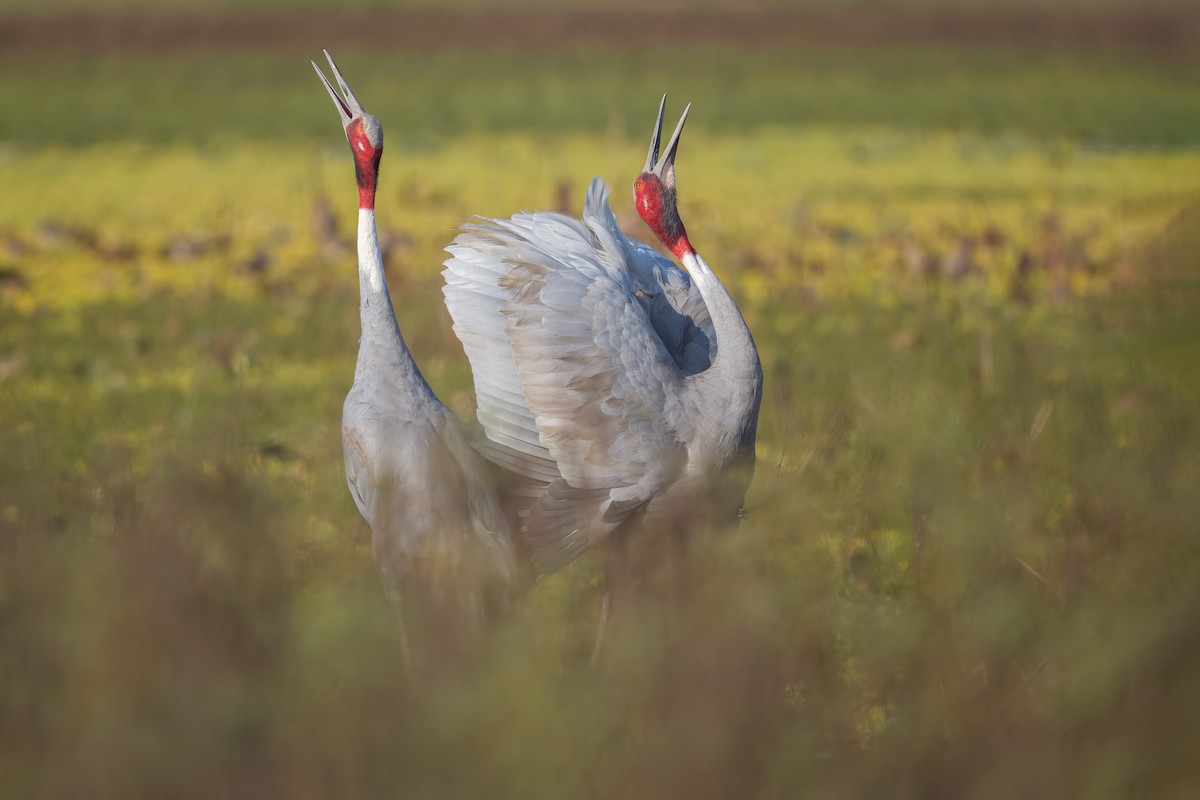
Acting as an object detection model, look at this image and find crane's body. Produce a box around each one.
[443,99,762,579]
[312,52,515,660]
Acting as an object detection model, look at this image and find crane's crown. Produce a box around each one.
[348,113,384,153]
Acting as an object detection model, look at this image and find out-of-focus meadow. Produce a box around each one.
[2,2,1200,797]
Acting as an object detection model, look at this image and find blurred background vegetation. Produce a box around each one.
[2,0,1199,797]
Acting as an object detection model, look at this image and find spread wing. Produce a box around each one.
[443,179,698,574]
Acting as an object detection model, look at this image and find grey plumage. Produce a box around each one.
[313,51,516,662]
[444,168,762,577]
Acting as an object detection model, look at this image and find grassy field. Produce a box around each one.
[4,48,1200,146]
[2,22,1200,799]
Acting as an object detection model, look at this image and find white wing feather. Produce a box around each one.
[442,178,707,573]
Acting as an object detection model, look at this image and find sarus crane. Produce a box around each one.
[311,51,516,665]
[443,97,763,650]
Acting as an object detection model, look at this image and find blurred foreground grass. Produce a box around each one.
[2,44,1200,797]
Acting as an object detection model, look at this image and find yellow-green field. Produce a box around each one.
[3,28,1200,799]
[8,132,1199,309]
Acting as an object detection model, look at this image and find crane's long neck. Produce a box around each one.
[682,248,763,444]
[646,186,760,397]
[354,208,429,394]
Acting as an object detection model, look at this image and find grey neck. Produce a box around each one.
[354,209,431,396]
[682,250,763,452]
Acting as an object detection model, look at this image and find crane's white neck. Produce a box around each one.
[682,250,761,387]
[354,209,427,393]
[681,249,763,464]
[359,209,384,294]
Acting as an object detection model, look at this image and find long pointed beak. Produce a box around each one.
[311,49,364,122]
[643,94,691,178]
[643,94,668,173]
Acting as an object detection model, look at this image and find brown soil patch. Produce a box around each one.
[1,8,1197,57]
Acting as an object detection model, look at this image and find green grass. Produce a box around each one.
[2,42,1200,797]
[3,48,1199,148]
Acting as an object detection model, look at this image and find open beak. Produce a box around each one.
[642,94,692,180]
[311,49,364,123]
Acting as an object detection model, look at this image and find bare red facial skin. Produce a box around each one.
[634,173,693,259]
[346,120,382,210]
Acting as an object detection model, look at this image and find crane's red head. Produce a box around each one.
[634,95,694,259]
[313,50,383,210]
